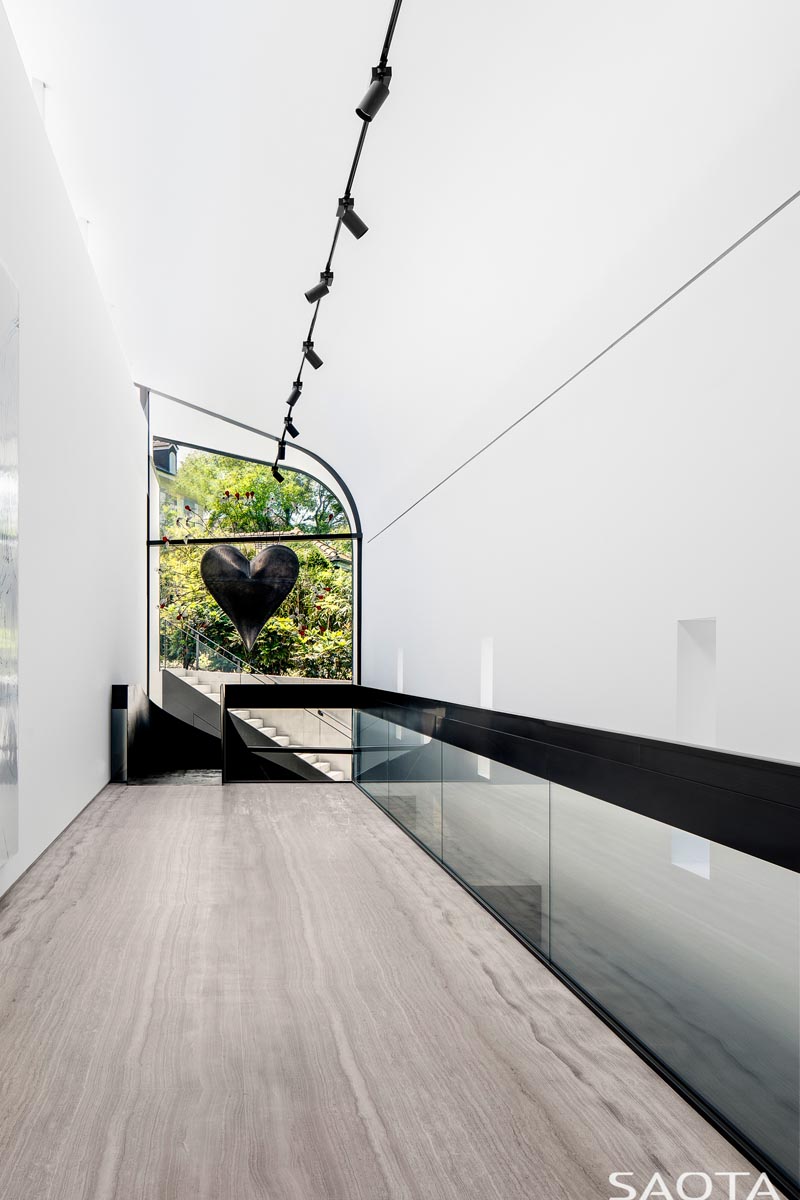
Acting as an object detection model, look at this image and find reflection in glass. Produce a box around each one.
[549,784,800,1183]
[354,711,390,806]
[388,727,442,858]
[442,745,550,953]
[352,711,800,1186]
[230,705,353,779]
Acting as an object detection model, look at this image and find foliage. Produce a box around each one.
[159,451,347,538]
[158,450,352,679]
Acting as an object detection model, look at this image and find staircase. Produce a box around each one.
[160,620,350,781]
[177,670,347,781]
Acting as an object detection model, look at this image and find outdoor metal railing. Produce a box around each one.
[159,617,350,744]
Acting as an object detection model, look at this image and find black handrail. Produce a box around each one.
[219,681,800,873]
[160,617,278,685]
[219,679,800,1200]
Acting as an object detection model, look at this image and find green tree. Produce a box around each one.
[160,452,346,539]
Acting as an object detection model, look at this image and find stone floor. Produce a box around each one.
[0,782,774,1199]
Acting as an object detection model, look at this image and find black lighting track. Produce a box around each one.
[272,0,404,480]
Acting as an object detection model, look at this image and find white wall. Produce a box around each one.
[5,0,799,765]
[363,194,800,764]
[0,3,144,897]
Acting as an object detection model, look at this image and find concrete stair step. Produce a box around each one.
[326,770,345,782]
[245,718,264,728]
[298,753,317,763]
[314,762,331,773]
[273,735,291,746]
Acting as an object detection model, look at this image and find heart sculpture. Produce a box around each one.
[200,544,300,653]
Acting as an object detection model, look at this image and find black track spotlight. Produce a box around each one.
[356,64,391,122]
[303,339,323,369]
[305,270,333,304]
[337,196,369,239]
[277,440,287,461]
[271,463,284,482]
[287,380,303,407]
[285,415,299,439]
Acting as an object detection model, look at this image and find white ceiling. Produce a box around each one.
[5,0,800,531]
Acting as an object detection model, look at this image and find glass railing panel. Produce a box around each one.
[233,748,352,781]
[233,707,350,752]
[549,782,800,1184]
[250,694,800,1190]
[228,705,353,780]
[387,725,442,858]
[294,706,351,749]
[441,743,550,954]
[353,710,390,807]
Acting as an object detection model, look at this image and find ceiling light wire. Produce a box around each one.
[277,0,404,458]
[379,0,403,66]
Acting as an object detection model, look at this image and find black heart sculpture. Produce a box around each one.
[200,544,300,653]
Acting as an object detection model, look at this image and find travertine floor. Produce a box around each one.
[0,783,768,1199]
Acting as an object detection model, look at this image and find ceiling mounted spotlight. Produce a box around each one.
[273,0,405,447]
[356,64,392,122]
[271,463,284,482]
[305,270,334,304]
[337,196,368,239]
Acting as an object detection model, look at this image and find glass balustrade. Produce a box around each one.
[548,783,799,1177]
[217,692,799,1189]
[352,707,800,1190]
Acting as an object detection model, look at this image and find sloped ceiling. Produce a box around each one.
[5,0,800,532]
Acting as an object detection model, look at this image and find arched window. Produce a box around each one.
[144,389,360,696]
